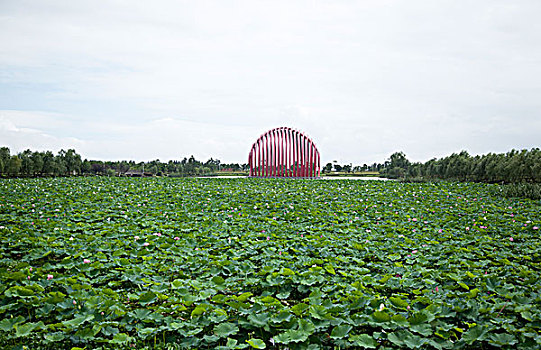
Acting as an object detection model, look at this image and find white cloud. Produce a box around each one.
[0,111,86,153]
[0,0,540,165]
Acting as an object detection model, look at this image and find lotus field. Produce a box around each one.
[1,178,541,349]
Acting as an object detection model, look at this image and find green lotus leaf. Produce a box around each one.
[291,303,309,316]
[271,311,292,324]
[214,322,239,338]
[212,276,225,285]
[389,297,409,308]
[488,333,518,346]
[462,326,488,345]
[246,338,266,349]
[349,334,377,348]
[0,316,25,332]
[408,312,428,325]
[248,312,270,327]
[15,322,44,338]
[110,332,130,344]
[139,291,157,305]
[44,332,65,342]
[371,311,391,323]
[330,324,352,339]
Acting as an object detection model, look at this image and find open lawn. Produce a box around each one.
[0,178,540,349]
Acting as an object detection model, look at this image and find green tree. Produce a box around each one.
[31,151,44,176]
[323,163,333,173]
[63,149,82,175]
[53,151,67,176]
[81,160,92,175]
[42,151,56,175]
[6,155,22,176]
[0,147,11,175]
[382,152,410,179]
[19,149,34,176]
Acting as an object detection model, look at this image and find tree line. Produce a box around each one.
[381,148,541,183]
[0,147,247,177]
[1,146,539,184]
[322,162,385,173]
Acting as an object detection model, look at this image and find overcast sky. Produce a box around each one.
[1,0,540,165]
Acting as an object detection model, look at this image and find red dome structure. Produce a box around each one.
[248,127,320,178]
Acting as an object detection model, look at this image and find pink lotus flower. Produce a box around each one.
[73,300,77,305]
[83,259,91,264]
[153,232,162,237]
[143,242,149,246]
[534,226,539,230]
[29,267,32,272]
[435,286,439,292]
[174,237,180,240]
[266,236,270,240]
[134,236,140,240]
[47,274,53,280]
[509,237,514,241]
[438,229,443,233]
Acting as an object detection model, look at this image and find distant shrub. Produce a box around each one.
[493,183,541,200]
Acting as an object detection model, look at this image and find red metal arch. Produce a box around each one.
[248,127,320,178]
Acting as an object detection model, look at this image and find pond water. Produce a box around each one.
[197,176,390,180]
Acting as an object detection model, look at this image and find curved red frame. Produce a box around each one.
[248,127,320,178]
